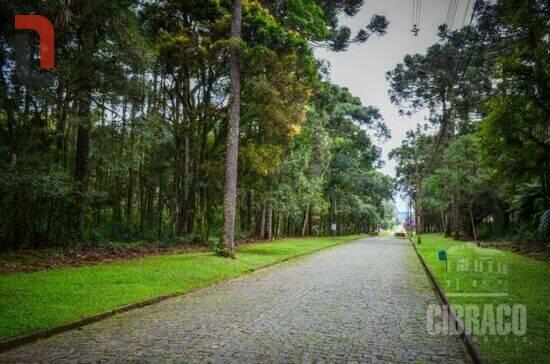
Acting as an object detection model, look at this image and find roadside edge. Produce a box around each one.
[0,235,364,353]
[408,236,485,364]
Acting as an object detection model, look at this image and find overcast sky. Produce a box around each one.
[316,0,474,210]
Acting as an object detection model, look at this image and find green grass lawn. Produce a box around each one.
[415,234,550,363]
[0,235,362,341]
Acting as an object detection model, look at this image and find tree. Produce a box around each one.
[387,25,492,148]
[261,0,388,51]
[439,135,488,242]
[390,127,431,243]
[478,0,549,199]
[221,0,243,257]
[0,0,393,251]
[386,0,549,243]
[221,0,388,254]
[476,0,549,242]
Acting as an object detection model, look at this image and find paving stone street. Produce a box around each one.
[0,237,470,363]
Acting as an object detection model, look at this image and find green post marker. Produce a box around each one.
[438,249,448,271]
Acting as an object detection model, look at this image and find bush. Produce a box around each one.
[476,223,492,240]
[212,238,233,257]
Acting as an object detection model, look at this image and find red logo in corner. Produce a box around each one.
[14,15,55,88]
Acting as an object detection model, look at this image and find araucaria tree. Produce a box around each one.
[222,0,243,257]
[0,0,394,252]
[388,0,549,243]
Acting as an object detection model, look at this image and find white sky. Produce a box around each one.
[316,0,474,210]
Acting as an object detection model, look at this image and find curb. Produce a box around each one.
[408,237,485,364]
[0,236,365,353]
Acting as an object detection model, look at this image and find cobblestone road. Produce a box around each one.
[1,237,470,363]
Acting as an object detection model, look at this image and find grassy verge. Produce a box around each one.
[415,234,550,363]
[0,235,363,341]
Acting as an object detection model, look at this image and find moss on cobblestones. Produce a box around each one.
[0,235,362,340]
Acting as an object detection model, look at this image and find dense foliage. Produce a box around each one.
[389,0,549,243]
[0,0,393,250]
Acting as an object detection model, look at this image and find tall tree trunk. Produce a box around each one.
[146,186,155,227]
[112,99,128,237]
[221,0,242,256]
[265,201,273,240]
[288,217,291,236]
[301,205,309,236]
[452,195,460,240]
[73,97,92,238]
[55,83,67,162]
[469,201,478,244]
[445,210,452,237]
[246,190,253,233]
[260,204,266,238]
[125,170,134,222]
[181,134,191,234]
[125,102,137,224]
[139,161,145,234]
[413,155,423,244]
[157,173,164,239]
[307,207,313,235]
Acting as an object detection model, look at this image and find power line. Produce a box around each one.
[449,0,460,30]
[445,0,451,26]
[445,0,452,26]
[434,0,481,152]
[417,0,423,26]
[411,0,415,51]
[412,0,416,26]
[462,0,472,26]
[411,0,421,37]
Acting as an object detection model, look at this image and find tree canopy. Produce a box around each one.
[389,0,549,243]
[0,0,393,250]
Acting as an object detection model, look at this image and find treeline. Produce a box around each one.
[388,0,549,243]
[0,0,394,250]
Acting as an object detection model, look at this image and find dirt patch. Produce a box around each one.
[0,245,209,274]
[0,236,276,274]
[479,241,550,261]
